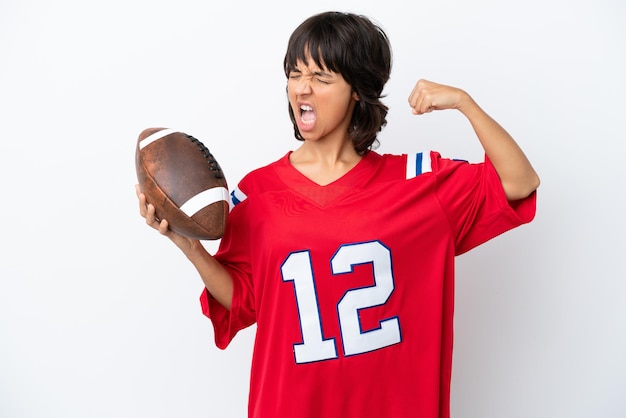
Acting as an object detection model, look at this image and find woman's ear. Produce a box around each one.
[352,91,360,101]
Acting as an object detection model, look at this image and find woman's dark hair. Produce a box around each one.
[283,11,392,155]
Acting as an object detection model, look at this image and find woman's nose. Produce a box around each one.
[294,77,312,95]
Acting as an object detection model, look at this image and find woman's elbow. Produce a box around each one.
[504,173,541,201]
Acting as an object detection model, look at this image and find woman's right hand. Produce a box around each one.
[135,184,200,255]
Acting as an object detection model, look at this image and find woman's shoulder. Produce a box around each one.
[230,153,292,202]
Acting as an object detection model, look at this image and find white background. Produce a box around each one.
[1,1,625,417]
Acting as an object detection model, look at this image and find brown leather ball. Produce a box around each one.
[135,127,229,240]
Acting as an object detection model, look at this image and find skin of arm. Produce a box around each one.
[136,185,234,310]
[408,79,540,201]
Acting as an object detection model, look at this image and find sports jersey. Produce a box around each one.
[200,150,536,418]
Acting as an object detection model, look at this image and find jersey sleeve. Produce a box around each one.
[199,189,256,350]
[430,151,536,255]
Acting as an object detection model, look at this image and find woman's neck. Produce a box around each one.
[289,139,361,186]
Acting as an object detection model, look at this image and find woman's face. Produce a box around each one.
[287,56,358,144]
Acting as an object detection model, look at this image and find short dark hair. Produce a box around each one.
[283,11,392,155]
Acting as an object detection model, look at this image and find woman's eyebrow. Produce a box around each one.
[312,70,332,77]
[290,67,332,78]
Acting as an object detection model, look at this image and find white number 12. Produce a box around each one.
[281,241,402,364]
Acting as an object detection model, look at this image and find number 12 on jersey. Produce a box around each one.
[281,240,402,364]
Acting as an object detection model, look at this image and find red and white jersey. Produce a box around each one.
[200,151,536,418]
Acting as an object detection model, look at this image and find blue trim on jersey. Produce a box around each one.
[230,186,248,207]
[406,152,430,180]
[230,190,241,205]
[415,152,423,175]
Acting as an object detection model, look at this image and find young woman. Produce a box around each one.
[137,11,539,418]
